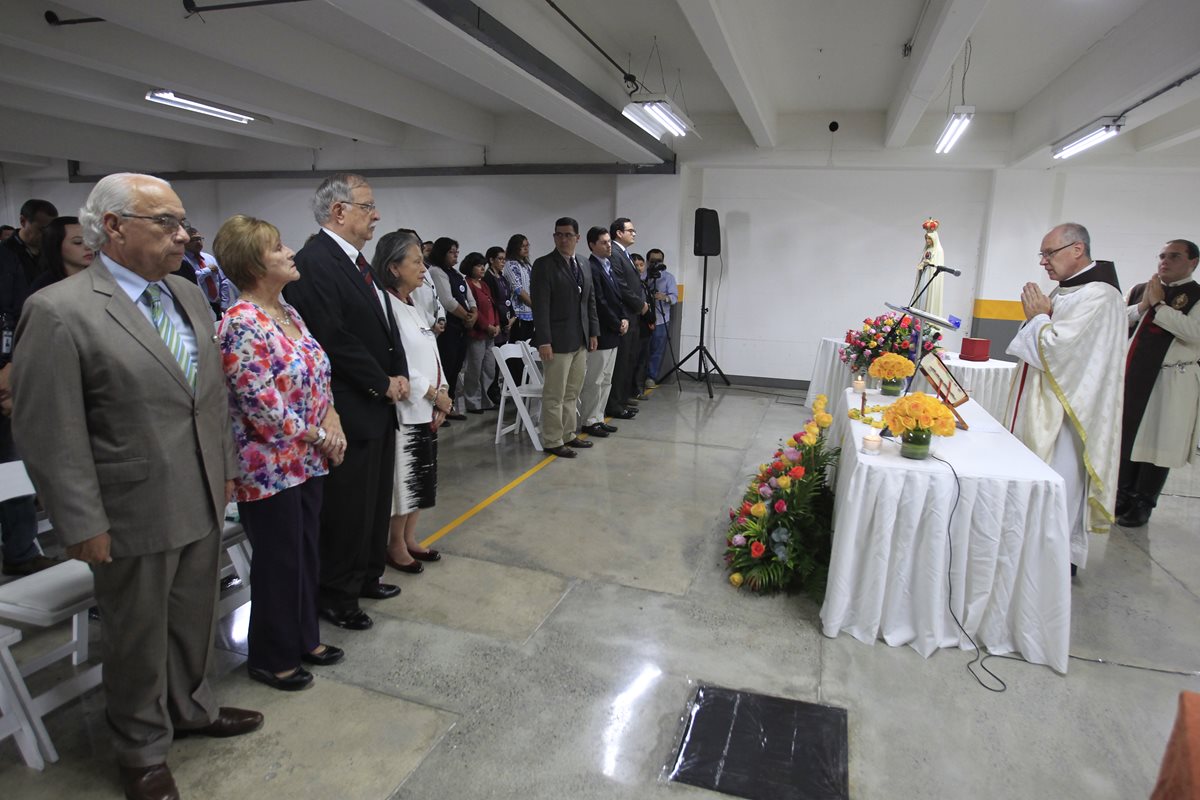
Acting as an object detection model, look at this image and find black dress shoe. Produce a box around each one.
[544,445,577,458]
[360,581,401,599]
[599,422,619,433]
[566,437,593,449]
[623,405,639,415]
[610,408,636,420]
[387,556,423,574]
[248,665,313,692]
[1117,503,1153,528]
[320,607,374,630]
[582,424,610,437]
[411,549,441,562]
[467,408,484,414]
[175,707,264,738]
[446,412,467,421]
[120,763,180,800]
[301,644,345,666]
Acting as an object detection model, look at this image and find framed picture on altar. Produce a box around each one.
[918,352,968,407]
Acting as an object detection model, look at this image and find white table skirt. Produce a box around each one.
[913,353,1017,422]
[820,389,1072,673]
[808,337,854,401]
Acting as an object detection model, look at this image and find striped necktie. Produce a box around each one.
[143,284,197,389]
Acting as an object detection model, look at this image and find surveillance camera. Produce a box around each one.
[828,121,839,133]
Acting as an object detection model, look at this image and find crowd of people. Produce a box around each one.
[0,172,678,800]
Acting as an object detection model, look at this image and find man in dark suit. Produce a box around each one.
[580,226,626,439]
[531,217,598,458]
[2,198,57,285]
[607,217,648,418]
[283,174,407,630]
[13,173,261,800]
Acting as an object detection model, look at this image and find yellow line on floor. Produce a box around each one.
[420,453,557,547]
[420,385,658,548]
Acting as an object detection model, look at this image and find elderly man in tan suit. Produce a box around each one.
[12,173,262,800]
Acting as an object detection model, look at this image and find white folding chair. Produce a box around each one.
[494,342,544,450]
[518,341,544,389]
[0,624,44,770]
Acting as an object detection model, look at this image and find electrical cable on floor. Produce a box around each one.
[988,653,1200,678]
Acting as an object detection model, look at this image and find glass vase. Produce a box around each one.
[900,428,932,460]
[880,378,905,396]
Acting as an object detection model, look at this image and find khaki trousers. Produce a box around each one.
[579,347,618,426]
[540,346,587,448]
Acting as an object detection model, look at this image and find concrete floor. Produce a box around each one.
[1,380,1198,799]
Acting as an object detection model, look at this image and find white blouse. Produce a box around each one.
[382,290,447,425]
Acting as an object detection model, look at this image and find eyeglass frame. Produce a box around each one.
[120,214,189,234]
[1038,241,1079,260]
[338,200,377,213]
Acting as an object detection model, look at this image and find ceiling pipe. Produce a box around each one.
[182,0,312,13]
[43,11,104,26]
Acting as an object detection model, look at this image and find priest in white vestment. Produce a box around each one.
[1003,223,1126,571]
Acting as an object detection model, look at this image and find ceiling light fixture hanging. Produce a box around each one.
[622,95,694,139]
[935,106,974,154]
[1051,117,1124,160]
[145,90,254,124]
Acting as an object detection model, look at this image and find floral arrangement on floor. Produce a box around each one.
[724,394,840,598]
[867,352,916,381]
[839,311,943,374]
[882,392,957,438]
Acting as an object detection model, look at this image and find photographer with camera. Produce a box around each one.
[641,248,677,389]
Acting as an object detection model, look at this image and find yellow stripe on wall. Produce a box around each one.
[973,299,1025,321]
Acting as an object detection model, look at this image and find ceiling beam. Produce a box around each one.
[331,0,673,165]
[1010,0,1200,166]
[884,0,990,149]
[1134,97,1200,154]
[1,2,410,146]
[0,108,185,169]
[676,0,775,148]
[0,151,52,168]
[54,0,494,146]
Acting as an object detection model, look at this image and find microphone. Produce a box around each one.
[935,265,962,277]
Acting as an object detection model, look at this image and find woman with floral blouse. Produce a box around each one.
[215,214,347,693]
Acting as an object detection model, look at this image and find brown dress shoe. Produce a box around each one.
[120,763,180,800]
[174,707,263,739]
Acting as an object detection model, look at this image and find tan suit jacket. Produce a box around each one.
[11,258,236,556]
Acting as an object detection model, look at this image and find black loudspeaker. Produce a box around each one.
[694,208,721,256]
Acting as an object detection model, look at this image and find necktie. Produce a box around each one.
[143,284,197,388]
[602,258,612,278]
[356,253,374,287]
[198,256,219,302]
[570,256,583,287]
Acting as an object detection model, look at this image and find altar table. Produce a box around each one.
[820,388,1072,673]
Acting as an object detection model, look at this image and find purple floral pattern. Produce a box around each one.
[218,300,332,502]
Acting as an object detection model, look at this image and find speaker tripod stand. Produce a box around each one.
[660,255,730,398]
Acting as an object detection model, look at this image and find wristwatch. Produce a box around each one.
[315,426,328,445]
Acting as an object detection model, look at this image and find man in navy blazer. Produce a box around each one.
[530,217,598,458]
[607,217,648,417]
[283,174,408,630]
[580,226,627,438]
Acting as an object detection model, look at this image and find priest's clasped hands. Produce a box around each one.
[1020,282,1054,319]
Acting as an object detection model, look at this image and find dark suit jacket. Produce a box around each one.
[1,235,39,286]
[588,254,626,350]
[610,243,646,318]
[283,230,406,440]
[12,259,236,556]
[530,249,598,353]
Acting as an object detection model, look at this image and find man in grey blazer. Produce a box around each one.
[12,173,262,800]
[531,217,598,458]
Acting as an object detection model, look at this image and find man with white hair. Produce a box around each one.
[282,173,408,630]
[1004,222,1126,575]
[13,173,261,800]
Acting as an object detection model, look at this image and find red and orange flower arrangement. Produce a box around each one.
[839,311,942,374]
[725,395,839,596]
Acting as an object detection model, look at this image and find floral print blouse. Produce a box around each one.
[218,300,332,502]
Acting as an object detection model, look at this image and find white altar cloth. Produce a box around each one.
[807,337,855,402]
[820,388,1072,673]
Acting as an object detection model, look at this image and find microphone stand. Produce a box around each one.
[909,266,942,310]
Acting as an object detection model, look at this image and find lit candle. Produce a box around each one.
[852,375,866,392]
[862,433,882,455]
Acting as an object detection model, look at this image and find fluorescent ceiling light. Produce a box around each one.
[934,105,974,154]
[145,90,254,124]
[1051,116,1123,160]
[621,94,694,139]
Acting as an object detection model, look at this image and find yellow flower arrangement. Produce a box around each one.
[812,394,828,413]
[881,393,956,437]
[814,412,833,429]
[868,353,916,381]
[750,502,767,518]
[776,475,792,490]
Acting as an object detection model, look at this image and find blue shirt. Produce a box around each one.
[102,252,200,370]
[643,269,677,325]
[504,259,533,321]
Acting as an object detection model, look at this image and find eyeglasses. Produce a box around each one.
[621,227,636,234]
[1038,241,1078,259]
[552,231,578,239]
[340,200,377,213]
[121,214,188,233]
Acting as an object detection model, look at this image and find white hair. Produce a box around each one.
[311,172,368,225]
[79,173,172,251]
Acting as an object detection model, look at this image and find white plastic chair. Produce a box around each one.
[0,624,44,769]
[518,341,544,389]
[494,342,543,450]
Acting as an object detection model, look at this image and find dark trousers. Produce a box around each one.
[0,416,39,566]
[1117,457,1171,507]
[438,322,468,401]
[318,425,395,612]
[238,478,323,673]
[607,326,639,412]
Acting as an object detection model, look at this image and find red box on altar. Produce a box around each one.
[960,338,990,362]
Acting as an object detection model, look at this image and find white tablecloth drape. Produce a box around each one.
[808,337,854,401]
[913,353,1017,422]
[820,389,1072,673]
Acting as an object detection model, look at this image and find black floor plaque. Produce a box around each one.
[668,685,848,800]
